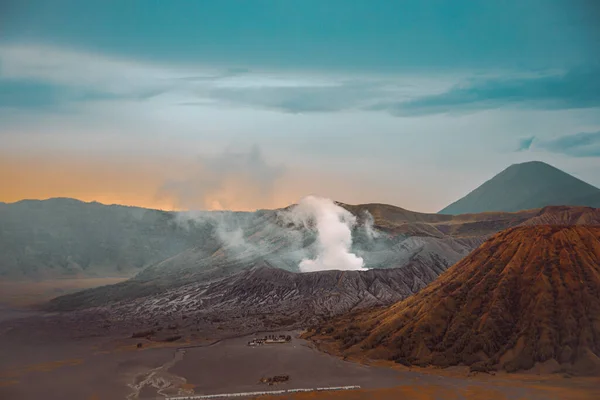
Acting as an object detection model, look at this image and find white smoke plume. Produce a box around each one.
[362,210,381,239]
[280,195,366,272]
[175,210,253,249]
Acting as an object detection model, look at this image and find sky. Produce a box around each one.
[1,0,599,212]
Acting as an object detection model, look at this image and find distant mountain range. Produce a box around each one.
[310,225,600,375]
[0,198,215,280]
[440,161,600,214]
[0,197,499,282]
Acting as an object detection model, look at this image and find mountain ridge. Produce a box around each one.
[0,197,514,280]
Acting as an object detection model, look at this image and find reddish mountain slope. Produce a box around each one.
[311,225,600,375]
[520,206,600,226]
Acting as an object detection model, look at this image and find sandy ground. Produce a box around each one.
[0,331,177,399]
[173,332,600,400]
[1,318,599,400]
[0,277,130,308]
[169,330,407,395]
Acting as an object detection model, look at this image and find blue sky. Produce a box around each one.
[1,0,599,211]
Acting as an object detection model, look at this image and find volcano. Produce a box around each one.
[440,161,600,214]
[313,225,600,375]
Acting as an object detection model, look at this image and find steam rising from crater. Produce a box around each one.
[363,210,380,240]
[281,195,366,272]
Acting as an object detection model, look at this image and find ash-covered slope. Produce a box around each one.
[313,225,600,375]
[44,264,429,338]
[440,161,600,214]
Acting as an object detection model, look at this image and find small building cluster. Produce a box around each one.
[247,334,292,346]
[259,375,290,385]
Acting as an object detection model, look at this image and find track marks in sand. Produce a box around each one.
[126,348,192,399]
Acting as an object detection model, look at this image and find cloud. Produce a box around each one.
[4,1,598,73]
[205,81,391,114]
[0,78,162,111]
[528,131,600,158]
[377,67,600,116]
[159,145,285,210]
[175,67,251,82]
[0,45,180,110]
[0,44,445,115]
[516,136,535,152]
[0,80,63,110]
[200,66,600,116]
[0,44,179,90]
[5,44,599,121]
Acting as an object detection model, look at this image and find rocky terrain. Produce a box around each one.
[440,161,600,214]
[309,225,600,375]
[4,263,430,344]
[519,205,600,226]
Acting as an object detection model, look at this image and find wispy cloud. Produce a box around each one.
[0,45,180,110]
[0,80,64,110]
[0,44,449,114]
[3,44,599,119]
[204,81,391,113]
[516,136,535,151]
[520,131,600,158]
[0,45,174,92]
[376,67,600,116]
[0,78,163,111]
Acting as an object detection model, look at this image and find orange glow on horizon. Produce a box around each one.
[0,153,295,211]
[0,152,437,212]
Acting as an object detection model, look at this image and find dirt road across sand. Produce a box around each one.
[252,380,600,400]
